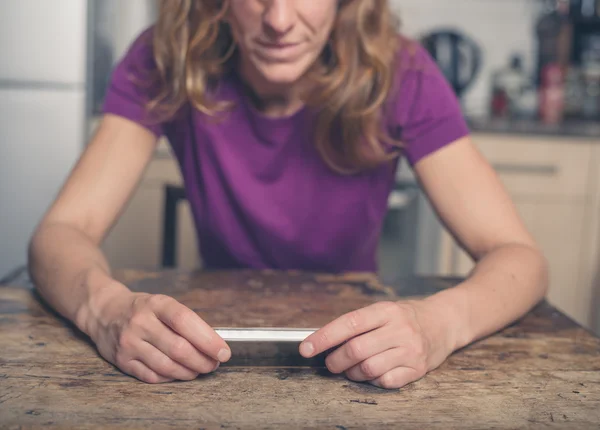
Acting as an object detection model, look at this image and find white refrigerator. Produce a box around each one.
[0,0,90,277]
[0,0,158,278]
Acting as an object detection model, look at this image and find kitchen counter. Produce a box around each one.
[468,117,600,139]
[2,269,600,428]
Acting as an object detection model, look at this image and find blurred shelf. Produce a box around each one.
[467,117,600,139]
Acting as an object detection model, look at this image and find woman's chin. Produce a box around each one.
[252,58,313,86]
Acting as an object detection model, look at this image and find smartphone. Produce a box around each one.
[214,327,326,367]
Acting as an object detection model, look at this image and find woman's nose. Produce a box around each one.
[263,0,297,37]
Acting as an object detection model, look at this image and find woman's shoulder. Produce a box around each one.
[115,26,157,76]
[384,35,469,165]
[105,25,159,101]
[393,36,436,70]
[387,36,450,104]
[384,34,463,120]
[101,26,165,136]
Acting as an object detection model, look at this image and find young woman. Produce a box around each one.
[28,0,548,389]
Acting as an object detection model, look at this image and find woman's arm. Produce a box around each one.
[28,114,230,383]
[413,135,549,350]
[28,114,159,330]
[300,135,548,388]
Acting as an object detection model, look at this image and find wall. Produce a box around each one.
[389,0,542,118]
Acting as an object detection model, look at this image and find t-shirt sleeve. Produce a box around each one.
[102,26,164,137]
[387,42,470,166]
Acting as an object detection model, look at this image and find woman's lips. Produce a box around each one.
[255,40,303,60]
[257,40,299,49]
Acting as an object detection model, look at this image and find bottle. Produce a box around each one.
[536,0,573,85]
[563,66,584,118]
[581,0,597,17]
[490,55,528,118]
[490,83,509,118]
[539,64,566,124]
[536,0,572,123]
[581,67,600,119]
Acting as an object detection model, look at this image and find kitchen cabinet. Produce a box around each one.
[586,144,600,335]
[101,138,201,271]
[438,132,600,330]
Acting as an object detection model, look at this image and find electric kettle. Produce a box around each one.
[420,29,483,99]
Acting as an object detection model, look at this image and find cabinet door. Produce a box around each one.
[473,133,593,199]
[443,198,589,327]
[526,201,588,325]
[444,201,534,277]
[175,200,202,270]
[438,134,596,328]
[102,184,163,270]
[102,156,201,270]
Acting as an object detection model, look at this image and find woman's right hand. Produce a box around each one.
[26,115,230,384]
[88,287,231,383]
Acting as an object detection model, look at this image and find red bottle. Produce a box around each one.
[539,64,566,124]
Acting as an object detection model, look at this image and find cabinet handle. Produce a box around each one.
[492,163,558,176]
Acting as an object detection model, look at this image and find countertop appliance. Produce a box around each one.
[420,29,483,99]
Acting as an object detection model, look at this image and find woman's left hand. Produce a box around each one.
[299,300,458,389]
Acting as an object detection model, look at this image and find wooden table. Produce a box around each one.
[1,269,600,429]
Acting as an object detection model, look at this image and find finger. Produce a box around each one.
[135,339,202,381]
[122,359,174,384]
[144,317,219,374]
[370,366,424,390]
[325,327,400,374]
[300,302,395,358]
[151,295,231,362]
[344,347,408,382]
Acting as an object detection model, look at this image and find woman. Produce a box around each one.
[27,0,548,389]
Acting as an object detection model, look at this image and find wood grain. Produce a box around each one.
[1,269,599,429]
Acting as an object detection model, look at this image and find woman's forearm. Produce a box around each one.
[423,243,549,352]
[27,222,131,336]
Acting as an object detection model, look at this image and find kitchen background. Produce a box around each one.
[1,0,600,333]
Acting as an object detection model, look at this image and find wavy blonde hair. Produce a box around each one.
[148,0,402,173]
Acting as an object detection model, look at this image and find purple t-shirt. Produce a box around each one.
[103,28,469,273]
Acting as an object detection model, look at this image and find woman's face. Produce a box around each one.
[227,0,338,86]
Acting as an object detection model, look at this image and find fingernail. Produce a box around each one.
[212,362,220,372]
[300,342,314,357]
[217,348,230,362]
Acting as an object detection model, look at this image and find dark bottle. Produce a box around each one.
[536,0,573,85]
[581,0,597,17]
[570,0,599,18]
